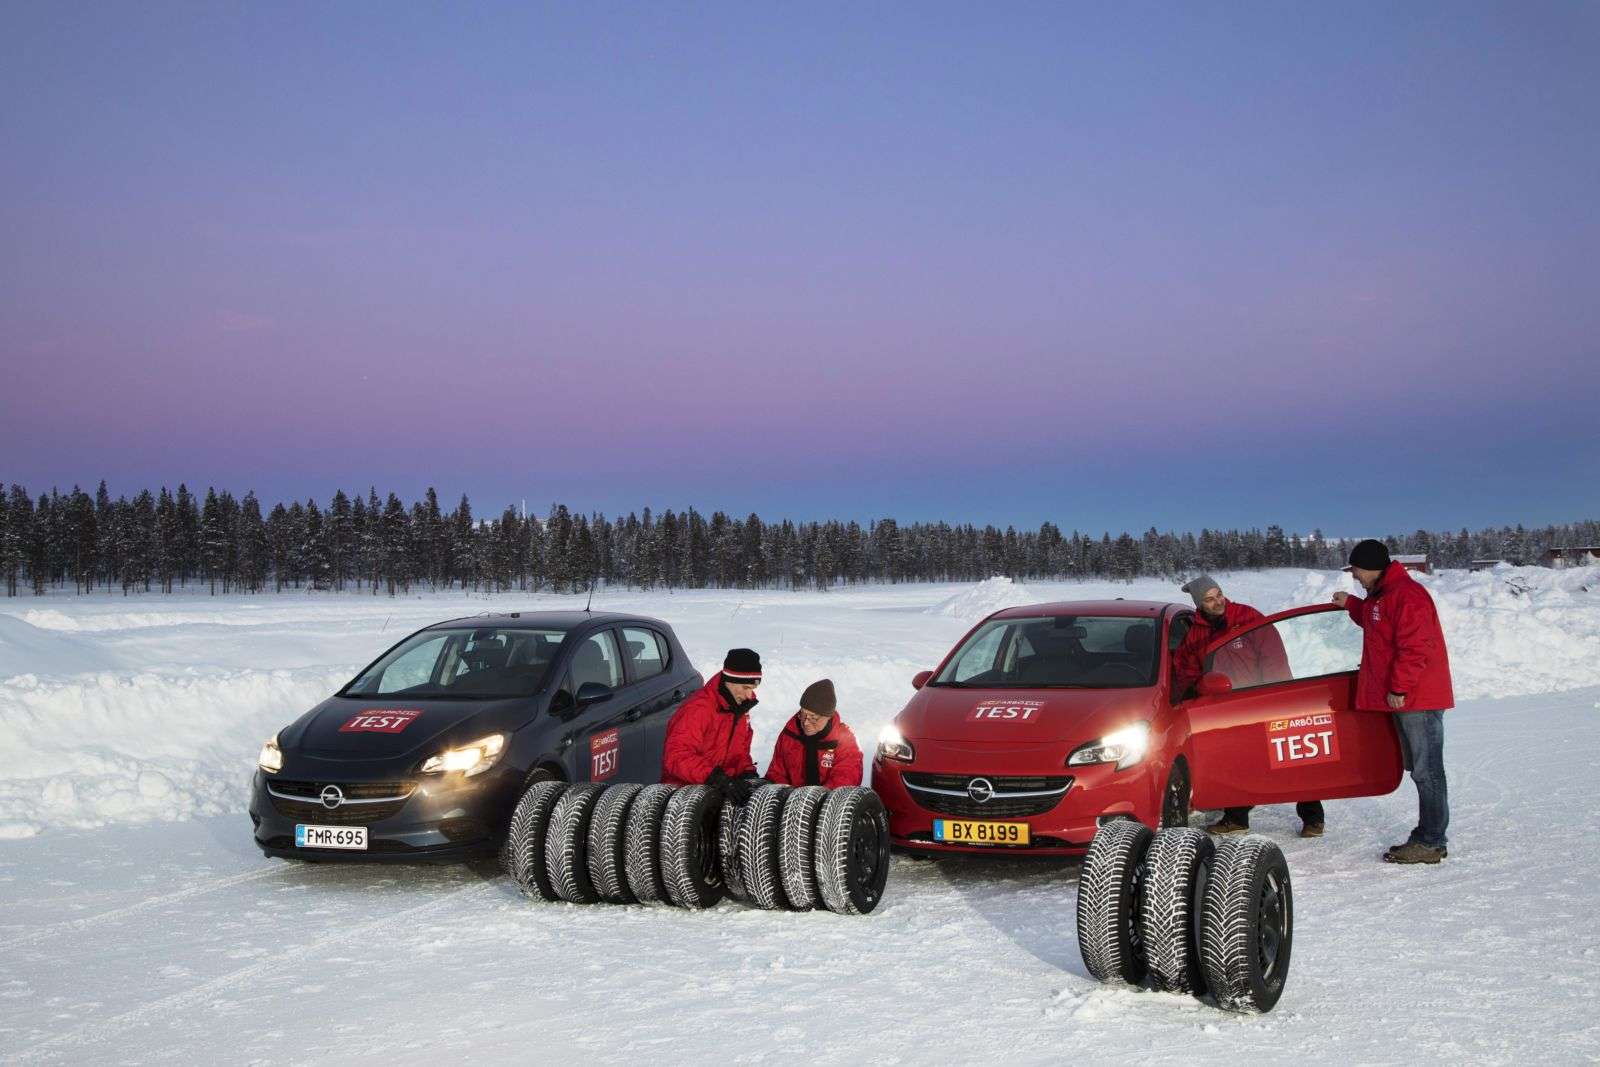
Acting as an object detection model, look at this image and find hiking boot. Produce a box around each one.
[1383,841,1446,864]
[1205,815,1249,835]
[1299,823,1324,839]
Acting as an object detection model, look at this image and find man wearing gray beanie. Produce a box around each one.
[1173,575,1326,838]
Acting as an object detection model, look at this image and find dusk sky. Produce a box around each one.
[2,2,1596,535]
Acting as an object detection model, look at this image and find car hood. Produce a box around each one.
[899,684,1159,744]
[281,696,531,765]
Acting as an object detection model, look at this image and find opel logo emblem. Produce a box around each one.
[320,784,345,809]
[967,777,995,804]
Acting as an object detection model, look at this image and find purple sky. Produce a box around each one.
[2,2,1597,533]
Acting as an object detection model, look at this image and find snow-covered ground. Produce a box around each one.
[1,569,1598,1063]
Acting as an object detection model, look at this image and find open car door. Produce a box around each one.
[1180,603,1402,811]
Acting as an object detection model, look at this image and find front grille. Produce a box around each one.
[266,779,415,824]
[901,773,1073,819]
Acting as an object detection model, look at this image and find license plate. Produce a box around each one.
[933,818,1031,845]
[296,824,368,850]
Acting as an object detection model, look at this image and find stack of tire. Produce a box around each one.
[501,778,891,915]
[1075,820,1293,1013]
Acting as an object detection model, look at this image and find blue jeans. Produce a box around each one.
[1394,710,1449,849]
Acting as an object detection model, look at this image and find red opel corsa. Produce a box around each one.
[873,599,1403,856]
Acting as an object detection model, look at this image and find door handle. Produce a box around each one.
[625,707,642,722]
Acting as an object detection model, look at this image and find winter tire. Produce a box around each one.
[814,787,890,915]
[1160,759,1191,829]
[545,783,605,904]
[587,783,642,904]
[659,784,726,909]
[1138,826,1215,994]
[623,784,676,904]
[504,778,569,902]
[1076,818,1153,985]
[738,784,791,911]
[779,786,829,912]
[719,800,748,902]
[1199,834,1293,1013]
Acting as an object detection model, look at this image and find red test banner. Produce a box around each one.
[1267,713,1340,769]
[340,709,423,733]
[590,728,620,781]
[970,700,1045,722]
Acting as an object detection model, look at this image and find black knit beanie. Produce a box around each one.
[1347,539,1391,571]
[722,648,762,683]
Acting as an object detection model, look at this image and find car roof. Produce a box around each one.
[990,599,1179,619]
[425,610,670,632]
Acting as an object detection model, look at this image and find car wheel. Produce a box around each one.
[718,800,748,902]
[504,778,569,902]
[545,783,605,904]
[1076,818,1153,985]
[1160,759,1191,829]
[1138,826,1215,994]
[659,784,727,909]
[587,783,642,904]
[1199,835,1293,1013]
[779,786,829,912]
[623,784,676,904]
[737,784,791,911]
[814,787,891,916]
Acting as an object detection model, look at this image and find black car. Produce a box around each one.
[249,610,702,861]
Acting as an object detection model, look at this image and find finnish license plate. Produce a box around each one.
[296,824,368,850]
[933,819,1031,845]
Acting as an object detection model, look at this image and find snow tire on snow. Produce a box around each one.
[623,784,676,904]
[737,784,791,911]
[545,783,605,904]
[587,783,642,904]
[813,787,890,915]
[504,778,569,902]
[1199,834,1293,1013]
[718,800,748,902]
[659,784,726,910]
[1076,818,1153,985]
[778,785,829,912]
[1138,826,1215,994]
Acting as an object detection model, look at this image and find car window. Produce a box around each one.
[621,627,667,682]
[345,626,565,699]
[950,624,1006,682]
[936,615,1158,688]
[1204,610,1362,692]
[570,630,623,691]
[371,634,449,693]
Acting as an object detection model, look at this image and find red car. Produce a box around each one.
[874,599,1402,856]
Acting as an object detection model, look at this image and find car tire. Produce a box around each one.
[500,769,558,877]
[1076,818,1153,985]
[1199,835,1293,1013]
[623,784,676,904]
[587,783,642,904]
[779,785,829,912]
[659,784,726,909]
[1139,826,1215,994]
[504,778,569,902]
[737,784,791,911]
[718,800,748,902]
[814,787,890,915]
[545,783,605,904]
[1160,759,1191,829]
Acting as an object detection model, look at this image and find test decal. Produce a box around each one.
[1267,712,1340,768]
[970,699,1045,722]
[339,709,423,733]
[590,728,621,781]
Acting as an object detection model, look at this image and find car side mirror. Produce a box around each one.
[912,670,932,690]
[1196,671,1233,697]
[575,681,613,708]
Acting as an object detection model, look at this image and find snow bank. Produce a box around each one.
[0,614,121,677]
[925,576,1036,618]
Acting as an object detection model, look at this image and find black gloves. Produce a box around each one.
[727,773,766,806]
[705,768,731,795]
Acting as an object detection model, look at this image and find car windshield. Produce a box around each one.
[341,626,566,700]
[931,615,1159,689]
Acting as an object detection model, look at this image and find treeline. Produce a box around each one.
[0,482,1594,597]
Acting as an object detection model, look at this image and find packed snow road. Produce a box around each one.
[1,573,1599,1062]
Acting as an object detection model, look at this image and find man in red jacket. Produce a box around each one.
[1174,575,1323,837]
[1333,540,1454,864]
[765,679,864,788]
[661,648,765,804]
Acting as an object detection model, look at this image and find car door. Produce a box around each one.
[1180,604,1402,810]
[616,626,687,780]
[553,628,646,785]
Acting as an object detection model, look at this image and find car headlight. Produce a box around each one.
[420,733,507,777]
[877,723,915,763]
[257,733,283,774]
[1067,722,1150,770]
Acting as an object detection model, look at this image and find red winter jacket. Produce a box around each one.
[661,673,758,785]
[1172,600,1290,695]
[765,714,864,789]
[1344,562,1454,712]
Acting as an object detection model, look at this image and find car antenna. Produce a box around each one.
[584,575,597,613]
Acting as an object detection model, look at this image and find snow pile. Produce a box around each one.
[0,614,120,678]
[925,576,1035,618]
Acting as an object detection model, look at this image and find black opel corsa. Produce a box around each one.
[249,610,701,861]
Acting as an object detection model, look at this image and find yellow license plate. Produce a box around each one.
[934,818,1031,845]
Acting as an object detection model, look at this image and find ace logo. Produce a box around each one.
[590,728,621,781]
[1267,713,1339,768]
[340,709,422,733]
[970,700,1045,722]
[820,750,836,770]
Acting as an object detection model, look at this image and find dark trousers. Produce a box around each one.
[1394,710,1449,848]
[1221,801,1324,827]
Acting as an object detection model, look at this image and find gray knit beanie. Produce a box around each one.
[1182,574,1221,607]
